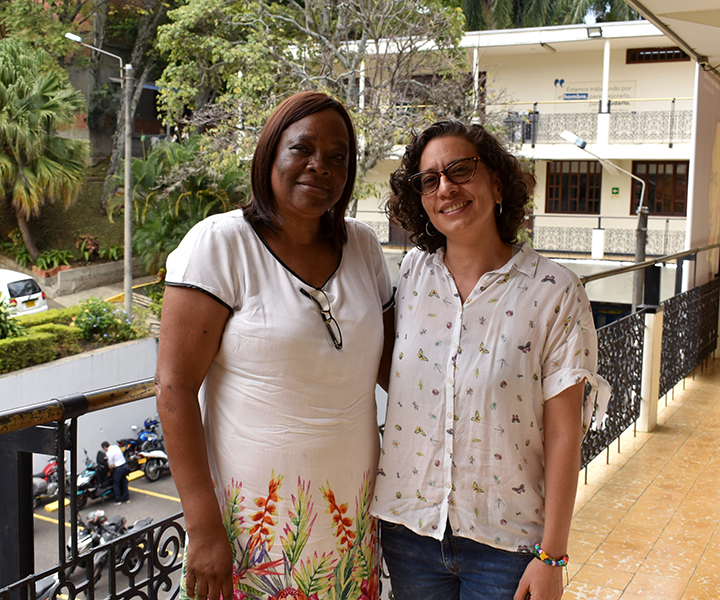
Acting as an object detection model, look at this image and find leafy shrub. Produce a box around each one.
[17,306,80,328]
[0,298,25,339]
[35,249,74,270]
[0,331,56,374]
[0,229,32,267]
[70,298,148,342]
[146,281,165,318]
[76,234,100,262]
[99,244,123,261]
[31,324,82,356]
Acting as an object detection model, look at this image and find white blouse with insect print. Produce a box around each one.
[370,242,609,553]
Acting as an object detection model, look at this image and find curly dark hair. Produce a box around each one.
[387,120,535,253]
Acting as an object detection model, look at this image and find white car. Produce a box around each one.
[0,269,49,317]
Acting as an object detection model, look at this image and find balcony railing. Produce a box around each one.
[502,97,693,146]
[529,214,687,257]
[1,244,719,598]
[0,381,185,600]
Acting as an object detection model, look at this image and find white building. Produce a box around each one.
[360,16,720,290]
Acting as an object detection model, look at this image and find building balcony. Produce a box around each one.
[1,246,719,600]
[504,106,693,147]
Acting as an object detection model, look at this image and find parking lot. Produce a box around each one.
[33,467,183,580]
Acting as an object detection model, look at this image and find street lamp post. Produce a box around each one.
[560,131,647,312]
[65,33,134,318]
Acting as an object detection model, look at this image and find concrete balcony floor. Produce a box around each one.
[566,358,720,599]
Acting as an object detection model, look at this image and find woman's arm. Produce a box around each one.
[514,381,584,600]
[377,308,395,392]
[155,286,232,600]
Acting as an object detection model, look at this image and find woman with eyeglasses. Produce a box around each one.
[370,120,609,600]
[155,92,393,600]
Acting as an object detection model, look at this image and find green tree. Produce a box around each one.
[156,0,476,214]
[0,0,95,57]
[0,39,89,260]
[108,135,243,272]
[460,0,639,30]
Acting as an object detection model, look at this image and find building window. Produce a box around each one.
[632,161,689,216]
[545,161,602,214]
[627,47,690,64]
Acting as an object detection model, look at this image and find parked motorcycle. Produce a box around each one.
[35,572,62,600]
[138,448,170,482]
[117,416,163,470]
[32,456,61,508]
[75,450,114,508]
[116,438,141,472]
[134,416,164,451]
[66,510,153,582]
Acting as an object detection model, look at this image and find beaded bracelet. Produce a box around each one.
[533,543,569,567]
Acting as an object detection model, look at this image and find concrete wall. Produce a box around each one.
[41,258,145,298]
[0,337,158,470]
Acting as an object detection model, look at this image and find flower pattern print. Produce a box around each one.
[371,243,605,553]
[180,472,379,600]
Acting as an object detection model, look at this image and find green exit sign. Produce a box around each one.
[612,187,619,195]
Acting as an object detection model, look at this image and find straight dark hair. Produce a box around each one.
[243,91,357,249]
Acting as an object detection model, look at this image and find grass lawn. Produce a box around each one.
[0,161,125,261]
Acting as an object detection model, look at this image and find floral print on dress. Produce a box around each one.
[180,472,379,600]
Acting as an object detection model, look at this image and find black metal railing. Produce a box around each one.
[0,380,186,600]
[581,309,645,469]
[659,277,720,398]
[0,511,185,600]
[609,110,693,145]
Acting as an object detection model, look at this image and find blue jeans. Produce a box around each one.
[112,463,129,502]
[381,521,533,600]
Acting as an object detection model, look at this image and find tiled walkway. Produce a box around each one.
[565,358,720,599]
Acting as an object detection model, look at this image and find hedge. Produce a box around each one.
[31,324,83,356]
[17,306,80,327]
[0,332,57,374]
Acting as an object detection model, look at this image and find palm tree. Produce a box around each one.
[0,38,89,261]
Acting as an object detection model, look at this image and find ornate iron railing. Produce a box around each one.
[504,110,692,146]
[505,112,598,146]
[0,380,187,600]
[609,110,693,144]
[533,226,686,256]
[0,511,185,600]
[581,310,645,469]
[659,277,720,398]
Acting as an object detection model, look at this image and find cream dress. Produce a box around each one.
[166,211,393,600]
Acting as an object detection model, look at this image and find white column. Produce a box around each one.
[597,38,611,145]
[638,307,664,432]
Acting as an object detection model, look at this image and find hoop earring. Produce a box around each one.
[495,202,503,216]
[425,221,438,237]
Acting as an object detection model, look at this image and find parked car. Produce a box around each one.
[0,269,48,317]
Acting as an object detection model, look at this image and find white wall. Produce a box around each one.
[688,68,720,286]
[480,45,695,113]
[0,338,158,470]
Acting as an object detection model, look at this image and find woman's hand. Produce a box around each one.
[185,523,234,600]
[514,559,564,600]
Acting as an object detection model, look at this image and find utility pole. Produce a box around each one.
[124,64,134,318]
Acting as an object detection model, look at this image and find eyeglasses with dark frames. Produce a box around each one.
[408,156,480,195]
[300,288,343,350]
